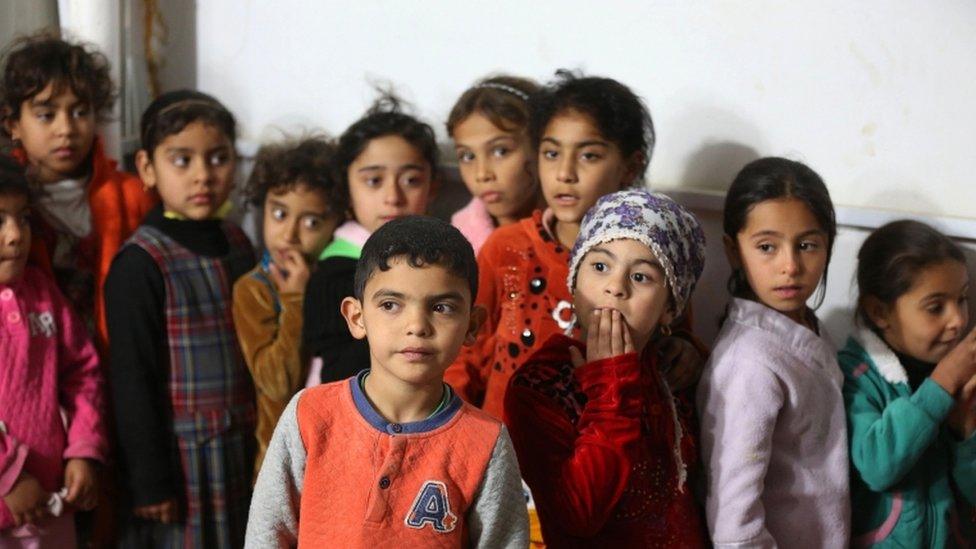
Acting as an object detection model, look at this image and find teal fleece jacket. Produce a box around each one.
[839,327,976,548]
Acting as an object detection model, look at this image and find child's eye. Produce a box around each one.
[402,175,425,187]
[799,241,819,251]
[632,272,650,284]
[302,216,322,230]
[365,176,382,187]
[72,106,90,118]
[580,151,602,162]
[592,261,607,272]
[209,152,230,166]
[271,207,286,221]
[542,149,559,160]
[433,302,456,314]
[926,303,944,315]
[457,151,474,163]
[36,110,53,122]
[379,301,400,312]
[172,155,191,168]
[757,243,775,254]
[491,146,510,158]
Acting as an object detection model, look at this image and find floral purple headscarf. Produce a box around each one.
[568,188,706,315]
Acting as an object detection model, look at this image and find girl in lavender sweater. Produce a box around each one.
[696,157,850,548]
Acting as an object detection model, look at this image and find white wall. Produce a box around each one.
[189,1,976,346]
[194,0,976,219]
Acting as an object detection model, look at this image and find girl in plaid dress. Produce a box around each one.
[104,90,256,548]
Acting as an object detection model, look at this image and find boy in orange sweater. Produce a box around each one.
[245,216,528,548]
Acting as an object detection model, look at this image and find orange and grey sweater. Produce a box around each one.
[245,372,528,548]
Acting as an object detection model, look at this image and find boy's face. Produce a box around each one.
[574,238,673,353]
[538,109,641,226]
[347,135,432,234]
[342,257,480,389]
[262,183,339,265]
[0,193,30,285]
[7,83,96,184]
[136,121,236,220]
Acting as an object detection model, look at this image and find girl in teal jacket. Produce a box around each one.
[840,220,976,547]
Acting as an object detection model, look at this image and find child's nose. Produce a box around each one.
[404,309,432,337]
[557,155,578,183]
[780,249,801,276]
[53,111,77,137]
[384,181,406,205]
[475,158,493,184]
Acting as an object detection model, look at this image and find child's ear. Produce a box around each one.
[621,151,645,187]
[464,305,487,346]
[5,116,21,142]
[340,296,368,340]
[135,149,157,189]
[722,234,742,270]
[862,295,891,331]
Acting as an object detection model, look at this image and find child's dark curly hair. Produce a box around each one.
[529,69,655,183]
[244,136,344,216]
[333,92,439,202]
[0,30,116,136]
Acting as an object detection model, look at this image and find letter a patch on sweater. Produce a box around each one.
[404,480,458,533]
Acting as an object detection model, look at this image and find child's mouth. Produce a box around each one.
[772,285,803,299]
[399,347,434,361]
[189,193,213,205]
[52,146,75,159]
[553,194,579,206]
[480,191,502,204]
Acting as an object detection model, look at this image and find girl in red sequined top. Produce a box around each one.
[504,189,710,548]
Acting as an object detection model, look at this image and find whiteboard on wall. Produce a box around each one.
[191,0,976,220]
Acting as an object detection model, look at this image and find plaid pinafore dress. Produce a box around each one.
[126,222,257,548]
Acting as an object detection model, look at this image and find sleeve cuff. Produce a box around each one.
[0,443,28,496]
[574,352,641,396]
[913,378,955,423]
[63,440,107,464]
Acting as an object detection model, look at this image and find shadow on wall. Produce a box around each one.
[158,0,197,92]
[679,140,761,193]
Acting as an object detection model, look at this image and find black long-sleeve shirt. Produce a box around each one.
[301,257,370,384]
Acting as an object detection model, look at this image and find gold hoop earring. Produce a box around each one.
[660,324,672,337]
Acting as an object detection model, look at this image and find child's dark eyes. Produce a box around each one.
[364,176,382,187]
[208,152,230,166]
[379,301,400,312]
[72,106,90,118]
[432,302,456,314]
[492,146,510,158]
[457,150,475,163]
[580,151,602,162]
[541,149,559,160]
[591,261,607,272]
[302,216,323,230]
[799,241,820,252]
[757,243,775,254]
[632,272,649,283]
[35,110,53,122]
[172,155,191,168]
[271,207,287,221]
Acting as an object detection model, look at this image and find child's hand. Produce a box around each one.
[931,325,976,397]
[269,250,311,294]
[133,498,178,524]
[659,336,705,391]
[948,374,976,439]
[63,458,98,511]
[2,472,49,527]
[570,309,634,367]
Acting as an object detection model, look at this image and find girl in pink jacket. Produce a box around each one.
[0,155,107,548]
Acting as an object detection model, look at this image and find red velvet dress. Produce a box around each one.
[505,334,710,548]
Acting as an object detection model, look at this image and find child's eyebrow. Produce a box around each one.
[371,289,406,300]
[396,163,428,172]
[356,165,386,172]
[541,136,609,148]
[589,247,616,259]
[428,291,465,302]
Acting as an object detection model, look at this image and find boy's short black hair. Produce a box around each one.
[0,154,30,199]
[0,30,116,135]
[244,136,344,216]
[353,216,478,302]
